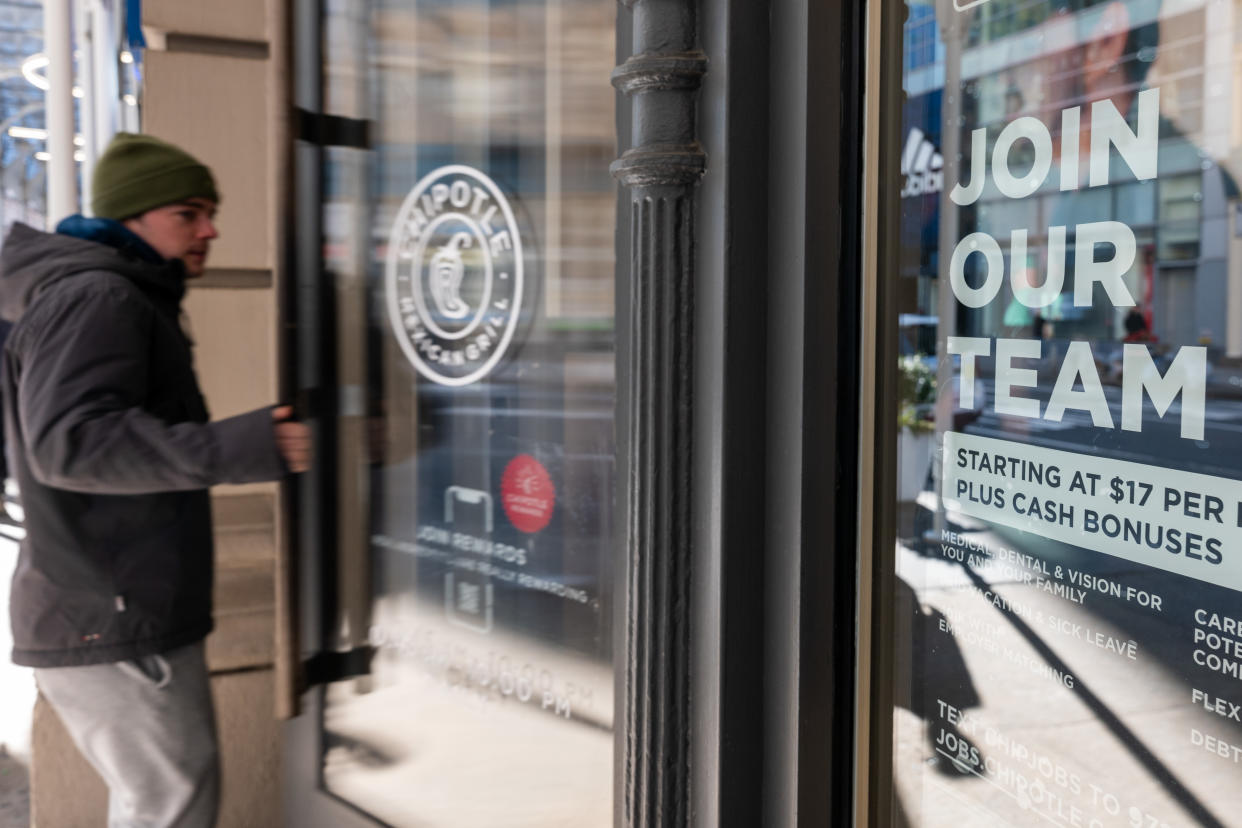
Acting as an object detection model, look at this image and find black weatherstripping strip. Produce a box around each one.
[829,1,867,824]
[293,107,372,149]
[867,0,908,824]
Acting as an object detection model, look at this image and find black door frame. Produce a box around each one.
[861,0,907,824]
[756,2,869,825]
[281,0,872,825]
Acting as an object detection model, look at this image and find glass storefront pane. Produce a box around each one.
[887,1,1242,825]
[316,2,617,825]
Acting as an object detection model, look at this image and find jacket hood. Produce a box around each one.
[0,221,186,322]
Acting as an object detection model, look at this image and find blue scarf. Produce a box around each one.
[55,215,165,265]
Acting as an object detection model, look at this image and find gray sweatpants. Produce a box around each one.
[35,641,220,828]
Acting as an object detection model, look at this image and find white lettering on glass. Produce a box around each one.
[1121,346,1207,441]
[950,87,1160,206]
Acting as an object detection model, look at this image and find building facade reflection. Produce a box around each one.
[891,1,1242,825]
[314,1,618,825]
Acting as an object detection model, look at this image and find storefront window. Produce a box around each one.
[887,0,1242,824]
[316,1,617,825]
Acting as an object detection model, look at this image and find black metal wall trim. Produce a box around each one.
[611,0,705,824]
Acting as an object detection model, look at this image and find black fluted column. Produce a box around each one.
[611,1,705,825]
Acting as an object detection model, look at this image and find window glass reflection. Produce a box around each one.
[891,1,1242,825]
[317,1,617,825]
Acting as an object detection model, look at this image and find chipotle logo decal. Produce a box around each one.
[501,454,555,534]
[385,165,524,387]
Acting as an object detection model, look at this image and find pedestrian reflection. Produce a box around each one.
[893,576,983,777]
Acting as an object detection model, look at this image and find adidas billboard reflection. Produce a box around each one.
[901,126,944,198]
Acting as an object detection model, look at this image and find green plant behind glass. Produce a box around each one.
[898,355,937,433]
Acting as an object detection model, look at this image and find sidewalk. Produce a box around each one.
[0,505,32,828]
[0,748,28,828]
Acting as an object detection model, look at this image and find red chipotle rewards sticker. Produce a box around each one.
[501,454,555,533]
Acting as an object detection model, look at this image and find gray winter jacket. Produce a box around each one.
[1,222,286,667]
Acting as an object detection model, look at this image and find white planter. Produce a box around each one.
[897,429,936,502]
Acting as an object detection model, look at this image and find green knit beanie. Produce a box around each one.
[91,132,220,220]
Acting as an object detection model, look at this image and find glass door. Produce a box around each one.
[298,1,619,825]
[873,0,1242,825]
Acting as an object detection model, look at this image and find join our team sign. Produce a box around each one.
[938,87,1242,590]
[943,88,1207,443]
[943,432,1242,592]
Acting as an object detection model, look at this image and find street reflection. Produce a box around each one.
[893,0,1242,825]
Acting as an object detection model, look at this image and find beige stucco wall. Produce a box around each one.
[142,51,271,273]
[29,0,290,824]
[143,0,270,45]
